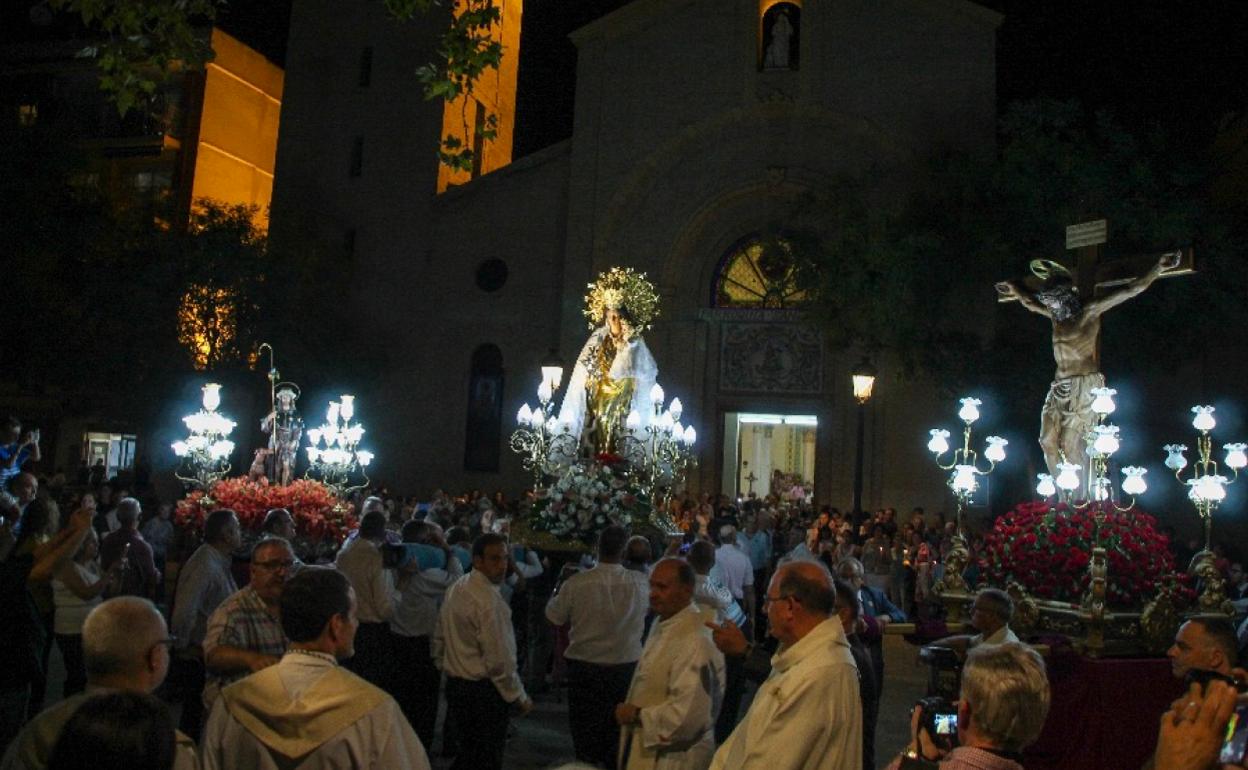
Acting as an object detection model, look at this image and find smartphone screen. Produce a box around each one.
[1221,705,1248,765]
[934,712,958,736]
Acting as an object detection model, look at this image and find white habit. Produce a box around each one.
[710,618,861,770]
[620,603,725,770]
[200,650,430,770]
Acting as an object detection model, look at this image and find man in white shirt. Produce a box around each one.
[546,524,649,768]
[390,520,463,749]
[932,588,1021,658]
[711,561,862,770]
[436,533,532,770]
[201,567,430,770]
[615,558,725,770]
[170,507,241,737]
[713,525,755,743]
[334,511,400,691]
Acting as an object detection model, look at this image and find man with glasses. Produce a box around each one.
[710,560,862,770]
[1,596,197,770]
[201,538,293,714]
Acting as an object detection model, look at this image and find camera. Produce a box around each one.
[380,542,448,571]
[916,696,959,752]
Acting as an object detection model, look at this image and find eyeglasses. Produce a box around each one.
[764,593,793,607]
[254,559,296,571]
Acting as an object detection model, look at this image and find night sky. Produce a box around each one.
[208,0,1248,160]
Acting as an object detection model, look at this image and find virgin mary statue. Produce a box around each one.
[558,267,660,455]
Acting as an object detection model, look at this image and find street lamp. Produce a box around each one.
[851,359,877,525]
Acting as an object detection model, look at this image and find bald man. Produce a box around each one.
[710,561,862,770]
[1,597,196,770]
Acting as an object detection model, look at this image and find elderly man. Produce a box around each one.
[170,507,241,735]
[260,508,303,570]
[832,578,878,770]
[886,643,1050,770]
[547,524,649,768]
[615,558,724,770]
[932,588,1021,659]
[334,510,401,690]
[0,597,196,770]
[436,533,532,770]
[201,538,293,713]
[201,567,430,770]
[1167,617,1237,680]
[836,557,905,696]
[98,497,160,599]
[710,561,862,770]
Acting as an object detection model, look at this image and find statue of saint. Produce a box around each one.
[764,9,794,70]
[261,384,304,485]
[995,250,1180,476]
[558,267,660,456]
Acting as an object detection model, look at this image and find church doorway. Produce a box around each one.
[721,412,816,501]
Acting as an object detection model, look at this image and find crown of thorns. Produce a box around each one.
[583,267,660,332]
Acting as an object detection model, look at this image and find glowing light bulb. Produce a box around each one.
[1091,425,1120,456]
[1192,405,1216,433]
[1224,443,1247,470]
[339,395,355,421]
[1163,444,1188,471]
[1121,466,1147,496]
[201,383,222,411]
[537,380,553,406]
[952,465,978,494]
[670,398,683,421]
[1036,474,1057,498]
[625,410,641,431]
[985,436,1008,463]
[927,429,950,455]
[1055,462,1081,492]
[650,383,665,406]
[958,397,982,424]
[683,425,696,446]
[1198,474,1228,502]
[1090,387,1117,416]
[517,404,532,426]
[357,450,374,467]
[171,441,189,457]
[327,402,340,425]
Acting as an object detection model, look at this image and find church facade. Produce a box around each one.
[270,0,1003,510]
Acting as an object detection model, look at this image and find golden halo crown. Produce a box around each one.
[583,266,660,333]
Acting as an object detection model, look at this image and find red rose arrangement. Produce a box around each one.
[980,500,1187,607]
[175,477,356,544]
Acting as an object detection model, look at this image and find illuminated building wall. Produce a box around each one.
[189,28,284,229]
[436,0,523,192]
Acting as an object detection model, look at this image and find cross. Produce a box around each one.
[1001,217,1195,353]
[745,471,758,494]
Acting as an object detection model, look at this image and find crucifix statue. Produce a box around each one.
[745,470,758,495]
[995,219,1191,477]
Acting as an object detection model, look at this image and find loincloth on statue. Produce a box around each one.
[1042,372,1105,425]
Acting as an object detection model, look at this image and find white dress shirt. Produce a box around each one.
[713,544,754,601]
[545,562,649,664]
[434,570,527,704]
[391,556,463,638]
[171,544,238,649]
[970,625,1020,648]
[334,538,398,624]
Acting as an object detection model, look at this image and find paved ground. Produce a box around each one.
[39,634,928,769]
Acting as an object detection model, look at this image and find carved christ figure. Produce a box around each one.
[995,250,1180,477]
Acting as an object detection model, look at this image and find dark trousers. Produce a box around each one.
[28,612,53,718]
[344,622,395,694]
[0,685,30,755]
[716,648,748,743]
[567,658,635,769]
[445,677,509,770]
[55,634,87,697]
[391,634,440,750]
[170,655,205,740]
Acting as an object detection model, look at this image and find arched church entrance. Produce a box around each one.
[704,233,830,503]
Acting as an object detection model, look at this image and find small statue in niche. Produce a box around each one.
[763,6,798,70]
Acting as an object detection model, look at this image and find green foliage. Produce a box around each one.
[792,99,1242,395]
[54,0,506,173]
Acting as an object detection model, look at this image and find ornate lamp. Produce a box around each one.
[172,383,237,489]
[617,381,698,513]
[509,367,578,488]
[304,394,373,497]
[927,396,1006,594]
[1164,405,1243,613]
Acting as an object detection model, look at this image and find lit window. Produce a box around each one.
[713,235,810,308]
[178,285,237,370]
[18,104,38,126]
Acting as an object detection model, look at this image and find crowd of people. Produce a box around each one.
[2,414,1248,770]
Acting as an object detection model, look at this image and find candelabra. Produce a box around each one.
[1163,405,1245,613]
[1034,388,1147,511]
[172,383,238,490]
[304,395,374,497]
[926,397,1006,594]
[616,383,698,506]
[509,364,578,488]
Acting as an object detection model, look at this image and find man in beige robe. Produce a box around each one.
[200,567,429,770]
[615,558,725,770]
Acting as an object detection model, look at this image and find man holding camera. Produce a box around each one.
[887,642,1050,770]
